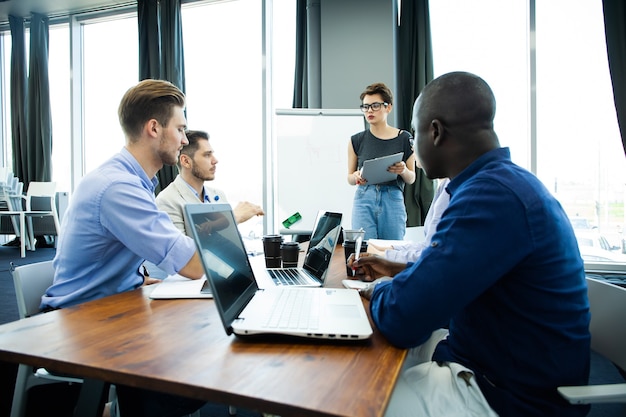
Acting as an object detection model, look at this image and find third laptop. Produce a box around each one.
[265,210,343,287]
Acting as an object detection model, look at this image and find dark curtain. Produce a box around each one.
[395,0,436,227]
[292,0,307,108]
[137,0,185,194]
[138,0,161,80]
[602,0,626,156]
[26,13,52,185]
[9,16,28,184]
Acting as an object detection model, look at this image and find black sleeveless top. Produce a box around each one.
[350,129,413,189]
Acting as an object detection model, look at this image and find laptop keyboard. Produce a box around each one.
[263,289,321,330]
[268,268,313,286]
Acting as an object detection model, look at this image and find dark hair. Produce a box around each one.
[179,130,210,165]
[118,79,186,141]
[360,82,393,105]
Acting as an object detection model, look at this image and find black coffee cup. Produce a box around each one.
[342,240,368,276]
[262,235,283,268]
[281,241,300,268]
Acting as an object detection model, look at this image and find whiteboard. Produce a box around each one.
[275,109,365,231]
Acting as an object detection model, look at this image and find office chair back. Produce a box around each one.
[10,260,55,318]
[586,277,626,372]
[9,260,85,417]
[558,277,626,405]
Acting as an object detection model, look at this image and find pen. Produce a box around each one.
[353,236,362,277]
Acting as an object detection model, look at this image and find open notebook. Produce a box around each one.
[184,203,373,340]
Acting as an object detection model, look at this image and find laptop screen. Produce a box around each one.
[185,203,258,333]
[302,211,343,280]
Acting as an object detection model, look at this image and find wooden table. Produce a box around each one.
[0,244,406,417]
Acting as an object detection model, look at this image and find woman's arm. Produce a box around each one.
[347,142,364,185]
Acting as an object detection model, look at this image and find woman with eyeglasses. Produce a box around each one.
[348,82,416,240]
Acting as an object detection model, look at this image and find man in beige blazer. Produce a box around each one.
[156,130,264,237]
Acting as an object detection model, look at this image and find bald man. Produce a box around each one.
[350,72,590,417]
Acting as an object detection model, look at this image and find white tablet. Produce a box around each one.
[360,152,404,185]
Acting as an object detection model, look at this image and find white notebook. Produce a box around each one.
[149,274,213,299]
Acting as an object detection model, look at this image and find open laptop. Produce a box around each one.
[265,210,343,287]
[184,203,373,340]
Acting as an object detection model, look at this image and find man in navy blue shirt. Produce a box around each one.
[351,72,591,417]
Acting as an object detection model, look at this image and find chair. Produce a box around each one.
[0,182,60,258]
[0,176,30,253]
[9,260,83,417]
[557,277,626,404]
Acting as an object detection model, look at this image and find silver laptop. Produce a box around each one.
[266,210,342,287]
[184,203,373,340]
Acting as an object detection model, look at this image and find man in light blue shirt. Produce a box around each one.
[41,79,206,417]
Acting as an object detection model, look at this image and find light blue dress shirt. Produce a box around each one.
[42,148,196,309]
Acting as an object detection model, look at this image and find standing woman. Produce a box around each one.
[348,82,416,240]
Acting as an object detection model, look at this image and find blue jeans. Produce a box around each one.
[352,184,407,240]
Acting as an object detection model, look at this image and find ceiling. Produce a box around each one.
[0,0,135,24]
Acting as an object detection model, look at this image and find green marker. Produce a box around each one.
[282,212,302,229]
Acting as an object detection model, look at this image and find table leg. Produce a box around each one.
[73,378,109,417]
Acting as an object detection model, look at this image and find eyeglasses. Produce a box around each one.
[359,102,388,112]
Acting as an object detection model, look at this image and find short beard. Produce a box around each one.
[158,149,179,167]
[191,163,214,181]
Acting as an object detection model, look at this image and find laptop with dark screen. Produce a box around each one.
[264,210,342,287]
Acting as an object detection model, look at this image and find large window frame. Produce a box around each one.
[0,0,623,248]
[429,0,625,258]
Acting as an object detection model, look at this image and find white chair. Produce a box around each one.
[0,176,29,252]
[0,181,60,258]
[24,181,61,248]
[9,260,83,417]
[557,277,626,404]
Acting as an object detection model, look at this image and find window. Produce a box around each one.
[535,0,625,252]
[430,0,626,256]
[182,0,263,236]
[182,0,296,236]
[430,0,529,167]
[1,0,297,241]
[0,26,72,193]
[82,15,138,175]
